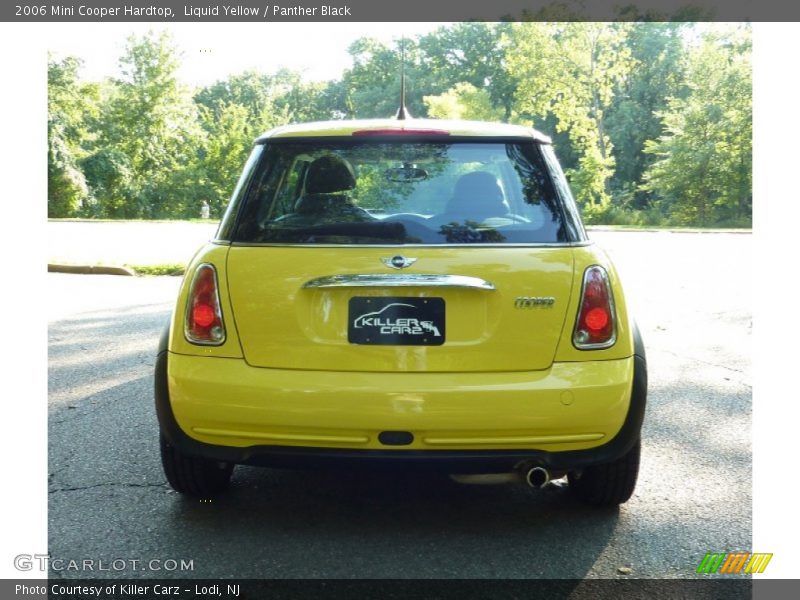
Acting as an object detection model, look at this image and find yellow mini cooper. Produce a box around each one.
[155,118,647,506]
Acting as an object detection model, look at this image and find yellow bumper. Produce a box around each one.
[167,353,634,453]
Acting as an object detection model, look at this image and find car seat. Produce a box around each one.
[294,155,360,216]
[442,171,509,223]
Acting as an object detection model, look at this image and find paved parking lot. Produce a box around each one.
[47,229,751,579]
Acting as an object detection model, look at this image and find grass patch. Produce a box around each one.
[49,218,219,223]
[585,224,751,232]
[128,263,186,276]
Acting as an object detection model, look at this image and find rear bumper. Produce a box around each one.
[155,340,647,472]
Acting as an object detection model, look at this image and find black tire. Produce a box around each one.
[568,440,641,506]
[160,435,234,497]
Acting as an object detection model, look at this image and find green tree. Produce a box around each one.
[197,68,336,127]
[47,56,98,217]
[92,31,204,218]
[48,123,89,217]
[418,23,519,121]
[194,68,339,216]
[270,68,332,123]
[80,148,134,218]
[196,102,252,216]
[340,25,518,122]
[605,23,687,207]
[46,22,751,228]
[423,83,504,121]
[340,37,419,118]
[195,70,285,133]
[506,23,634,209]
[642,26,752,226]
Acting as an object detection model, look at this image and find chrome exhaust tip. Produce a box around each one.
[525,466,551,489]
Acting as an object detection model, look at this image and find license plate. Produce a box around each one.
[348,297,445,346]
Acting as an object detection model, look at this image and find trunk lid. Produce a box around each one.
[226,246,574,372]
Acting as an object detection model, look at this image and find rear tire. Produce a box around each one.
[568,440,640,506]
[160,435,233,497]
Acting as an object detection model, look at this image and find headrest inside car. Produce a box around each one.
[304,155,357,195]
[445,171,508,219]
[453,171,504,203]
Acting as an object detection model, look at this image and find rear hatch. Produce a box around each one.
[222,133,582,373]
[227,246,574,372]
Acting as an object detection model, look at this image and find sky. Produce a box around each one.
[46,22,448,86]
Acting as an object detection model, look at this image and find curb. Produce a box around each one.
[48,264,136,276]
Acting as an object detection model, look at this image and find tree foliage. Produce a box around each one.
[605,23,687,207]
[506,23,634,209]
[642,26,752,226]
[47,24,751,227]
[47,56,97,217]
[423,83,504,121]
[104,32,205,218]
[418,23,519,121]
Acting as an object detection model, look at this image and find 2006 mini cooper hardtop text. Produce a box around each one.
[155,117,647,506]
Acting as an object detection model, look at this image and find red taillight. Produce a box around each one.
[184,264,226,345]
[584,307,609,332]
[352,128,450,137]
[573,265,616,349]
[192,304,216,328]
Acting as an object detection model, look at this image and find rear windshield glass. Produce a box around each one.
[232,141,568,245]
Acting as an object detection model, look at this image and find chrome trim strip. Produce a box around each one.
[423,432,605,446]
[192,427,370,445]
[302,274,496,291]
[231,241,593,249]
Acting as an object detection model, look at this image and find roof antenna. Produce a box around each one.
[395,37,412,120]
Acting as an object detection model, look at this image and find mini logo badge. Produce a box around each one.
[382,255,417,269]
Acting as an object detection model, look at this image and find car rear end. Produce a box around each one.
[156,119,646,504]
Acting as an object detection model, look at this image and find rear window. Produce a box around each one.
[231,140,571,245]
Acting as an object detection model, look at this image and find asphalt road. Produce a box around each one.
[48,231,752,579]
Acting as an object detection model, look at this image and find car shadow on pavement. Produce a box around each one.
[48,304,619,579]
[165,464,622,578]
[47,302,749,581]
